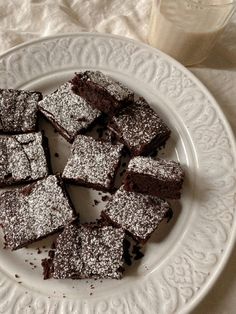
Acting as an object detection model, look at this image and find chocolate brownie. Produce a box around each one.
[0,175,76,250]
[42,222,125,279]
[0,132,49,187]
[124,156,184,199]
[0,88,42,133]
[38,82,102,142]
[70,71,134,115]
[108,97,171,156]
[101,186,171,243]
[62,135,124,191]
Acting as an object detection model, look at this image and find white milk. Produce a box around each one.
[148,0,233,65]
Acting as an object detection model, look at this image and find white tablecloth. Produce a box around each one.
[0,1,236,313]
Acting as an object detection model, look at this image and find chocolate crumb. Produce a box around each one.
[90,292,93,296]
[18,282,22,284]
[54,153,59,158]
[101,195,110,202]
[15,274,20,278]
[132,244,144,260]
[48,250,55,259]
[94,199,99,205]
[37,248,42,254]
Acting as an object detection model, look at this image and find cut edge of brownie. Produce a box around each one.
[70,71,134,116]
[123,157,184,199]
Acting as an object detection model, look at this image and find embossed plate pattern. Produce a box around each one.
[0,33,235,314]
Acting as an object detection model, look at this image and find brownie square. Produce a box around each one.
[42,222,125,279]
[62,135,124,191]
[124,157,184,199]
[38,82,102,142]
[0,88,42,133]
[0,175,76,250]
[108,97,171,156]
[70,71,134,116]
[0,132,49,187]
[101,186,171,243]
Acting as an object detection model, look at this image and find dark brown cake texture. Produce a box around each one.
[38,82,102,143]
[62,135,124,191]
[0,132,49,187]
[0,175,76,250]
[0,88,42,133]
[124,156,184,199]
[42,222,125,280]
[101,186,171,243]
[70,71,134,116]
[108,97,171,156]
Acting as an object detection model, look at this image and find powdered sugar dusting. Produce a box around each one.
[109,97,170,153]
[62,135,123,189]
[51,223,125,279]
[128,156,184,182]
[0,175,75,250]
[103,186,170,241]
[38,82,101,141]
[0,88,41,132]
[0,132,48,185]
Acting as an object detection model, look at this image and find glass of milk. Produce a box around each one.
[148,0,236,66]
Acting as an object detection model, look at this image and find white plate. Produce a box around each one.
[0,33,235,314]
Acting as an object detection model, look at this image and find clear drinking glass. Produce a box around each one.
[148,0,236,66]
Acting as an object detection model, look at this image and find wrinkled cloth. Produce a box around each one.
[0,1,236,314]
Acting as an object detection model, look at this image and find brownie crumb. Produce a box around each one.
[90,292,93,296]
[37,248,42,254]
[94,199,99,206]
[98,192,102,195]
[18,282,22,284]
[101,195,110,202]
[132,244,144,260]
[15,274,20,279]
[54,153,59,158]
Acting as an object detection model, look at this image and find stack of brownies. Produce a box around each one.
[0,71,184,280]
